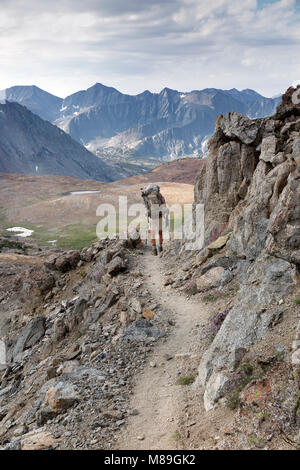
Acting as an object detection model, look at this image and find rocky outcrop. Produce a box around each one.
[14,266,55,310]
[194,86,300,410]
[45,251,81,273]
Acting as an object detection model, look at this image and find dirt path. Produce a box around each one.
[0,253,45,264]
[115,250,212,450]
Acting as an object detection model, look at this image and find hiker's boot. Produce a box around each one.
[158,244,163,253]
[152,246,158,256]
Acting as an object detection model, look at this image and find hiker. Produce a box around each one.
[141,184,169,255]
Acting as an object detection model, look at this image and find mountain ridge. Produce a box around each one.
[1,83,282,161]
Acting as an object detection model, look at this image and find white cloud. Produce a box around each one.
[0,0,299,97]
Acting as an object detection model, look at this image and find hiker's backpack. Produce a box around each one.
[142,184,165,217]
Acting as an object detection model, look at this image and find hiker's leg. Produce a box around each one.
[149,218,158,255]
[150,230,156,246]
[151,232,158,255]
[158,213,163,252]
[149,224,158,255]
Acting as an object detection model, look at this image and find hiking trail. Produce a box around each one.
[115,249,213,450]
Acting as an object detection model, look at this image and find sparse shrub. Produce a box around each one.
[203,293,218,302]
[185,280,198,296]
[294,297,300,305]
[259,412,269,422]
[0,238,25,251]
[225,362,255,410]
[202,289,235,302]
[227,390,241,410]
[175,375,196,385]
[208,307,231,341]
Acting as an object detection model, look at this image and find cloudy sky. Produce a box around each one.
[0,0,299,98]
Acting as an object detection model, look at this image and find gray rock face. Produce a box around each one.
[197,254,296,387]
[219,112,261,144]
[194,85,300,407]
[12,317,46,362]
[260,135,278,162]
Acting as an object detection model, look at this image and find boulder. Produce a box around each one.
[207,234,230,251]
[45,381,79,413]
[121,318,164,341]
[218,269,234,287]
[65,298,87,331]
[142,309,156,321]
[131,297,143,314]
[128,229,142,249]
[195,267,224,292]
[36,406,57,426]
[90,289,120,323]
[219,112,261,145]
[21,430,60,450]
[106,256,126,276]
[18,266,55,302]
[201,256,238,275]
[55,250,80,272]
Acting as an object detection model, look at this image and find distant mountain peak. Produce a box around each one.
[91,82,120,92]
[0,100,120,182]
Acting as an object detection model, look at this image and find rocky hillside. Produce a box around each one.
[0,101,121,182]
[0,234,176,450]
[1,83,281,160]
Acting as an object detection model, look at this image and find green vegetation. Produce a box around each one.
[202,292,231,302]
[185,281,198,297]
[226,361,256,410]
[56,223,97,250]
[1,219,98,251]
[203,284,239,302]
[294,297,300,305]
[0,238,26,251]
[175,375,196,386]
